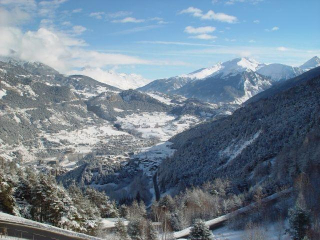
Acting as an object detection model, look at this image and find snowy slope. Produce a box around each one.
[217,57,264,77]
[139,58,265,95]
[300,56,320,71]
[257,63,303,81]
[179,63,223,80]
[69,67,151,90]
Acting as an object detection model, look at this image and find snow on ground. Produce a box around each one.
[113,107,124,112]
[146,92,174,105]
[101,218,129,229]
[133,141,175,177]
[0,89,7,99]
[44,124,128,154]
[219,130,262,168]
[116,112,200,141]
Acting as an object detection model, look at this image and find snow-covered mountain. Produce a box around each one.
[69,67,151,90]
[140,57,320,105]
[300,56,320,71]
[179,63,223,80]
[141,58,264,93]
[257,63,303,82]
[140,58,270,105]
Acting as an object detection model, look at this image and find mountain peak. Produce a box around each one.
[219,57,262,76]
[300,56,320,71]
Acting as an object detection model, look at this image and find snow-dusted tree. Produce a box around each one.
[128,200,146,220]
[120,204,129,218]
[115,219,130,240]
[128,218,143,240]
[145,220,159,240]
[0,171,16,214]
[289,205,311,240]
[85,187,118,218]
[189,219,212,240]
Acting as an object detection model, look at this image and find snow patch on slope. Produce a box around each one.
[116,112,200,141]
[180,63,222,80]
[146,92,174,105]
[0,89,7,99]
[257,64,303,81]
[220,130,262,167]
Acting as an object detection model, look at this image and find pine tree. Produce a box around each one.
[128,218,143,240]
[145,220,159,240]
[0,172,16,214]
[189,219,212,240]
[115,219,130,240]
[289,205,311,240]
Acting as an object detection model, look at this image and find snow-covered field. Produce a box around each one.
[116,112,200,141]
[44,124,128,153]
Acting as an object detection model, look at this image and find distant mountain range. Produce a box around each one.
[139,56,320,105]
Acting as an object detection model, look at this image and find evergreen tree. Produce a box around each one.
[145,220,159,240]
[128,218,143,240]
[189,219,212,240]
[289,206,311,240]
[115,219,130,240]
[0,172,16,214]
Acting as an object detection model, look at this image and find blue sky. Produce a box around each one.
[0,0,320,80]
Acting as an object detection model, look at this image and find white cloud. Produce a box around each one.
[111,25,161,35]
[112,17,145,23]
[184,26,216,34]
[72,8,82,13]
[253,20,260,24]
[180,6,238,23]
[38,0,67,17]
[0,0,36,11]
[69,67,151,90]
[190,34,217,40]
[225,38,236,42]
[72,25,86,35]
[138,41,219,47]
[89,12,104,19]
[277,47,288,51]
[249,39,256,43]
[150,17,168,24]
[62,21,71,26]
[213,0,264,5]
[265,26,279,32]
[0,6,31,26]
[0,24,157,73]
[106,11,131,18]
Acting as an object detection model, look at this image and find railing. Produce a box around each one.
[0,226,57,240]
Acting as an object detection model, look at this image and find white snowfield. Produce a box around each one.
[173,188,292,239]
[116,112,200,141]
[0,212,102,240]
[0,89,7,99]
